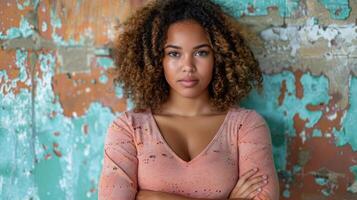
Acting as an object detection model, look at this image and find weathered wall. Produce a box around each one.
[0,0,356,199]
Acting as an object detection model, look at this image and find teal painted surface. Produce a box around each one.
[96,57,114,70]
[1,0,357,199]
[0,50,118,199]
[315,177,328,186]
[334,77,357,151]
[241,73,357,196]
[240,72,330,170]
[318,0,351,20]
[213,0,351,20]
[213,0,300,18]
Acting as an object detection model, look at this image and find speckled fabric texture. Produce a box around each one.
[98,106,279,200]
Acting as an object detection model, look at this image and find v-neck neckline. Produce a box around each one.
[148,107,232,165]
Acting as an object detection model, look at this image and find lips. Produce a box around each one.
[178,78,198,87]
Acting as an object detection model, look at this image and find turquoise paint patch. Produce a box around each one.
[350,165,357,176]
[115,85,124,98]
[348,165,357,193]
[318,0,351,20]
[0,48,37,199]
[315,177,328,186]
[321,188,332,196]
[99,74,108,84]
[0,17,35,40]
[293,165,301,173]
[50,10,62,29]
[213,0,300,18]
[0,28,21,40]
[95,48,110,56]
[126,98,135,110]
[15,50,30,84]
[16,0,30,10]
[96,57,114,70]
[282,189,290,198]
[312,129,322,137]
[334,77,357,151]
[19,18,34,38]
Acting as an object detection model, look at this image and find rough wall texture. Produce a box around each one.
[0,0,356,199]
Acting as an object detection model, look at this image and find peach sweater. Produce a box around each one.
[98,106,279,200]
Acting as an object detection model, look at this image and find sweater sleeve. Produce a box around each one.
[232,111,280,200]
[98,112,138,200]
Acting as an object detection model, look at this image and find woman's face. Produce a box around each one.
[162,20,214,99]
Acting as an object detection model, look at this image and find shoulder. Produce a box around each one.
[229,106,268,129]
[111,108,151,128]
[229,106,264,121]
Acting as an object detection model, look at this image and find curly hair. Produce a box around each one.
[111,0,263,112]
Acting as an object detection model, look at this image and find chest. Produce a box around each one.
[136,113,239,199]
[152,114,227,162]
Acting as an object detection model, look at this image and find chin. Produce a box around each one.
[177,90,204,98]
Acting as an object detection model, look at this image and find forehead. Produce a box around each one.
[164,20,211,46]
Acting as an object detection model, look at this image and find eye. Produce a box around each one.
[194,50,210,57]
[167,51,180,57]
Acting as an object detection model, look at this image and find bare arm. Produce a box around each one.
[98,113,138,200]
[230,111,279,200]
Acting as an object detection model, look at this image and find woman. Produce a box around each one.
[98,0,279,199]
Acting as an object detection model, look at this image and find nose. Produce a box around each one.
[181,54,196,73]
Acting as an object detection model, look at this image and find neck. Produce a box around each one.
[159,90,214,117]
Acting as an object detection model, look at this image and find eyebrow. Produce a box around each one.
[164,44,211,50]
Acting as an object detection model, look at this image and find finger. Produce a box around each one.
[240,178,268,197]
[237,168,259,185]
[247,187,262,199]
[240,168,259,179]
[246,175,268,186]
[231,168,259,195]
[237,177,265,196]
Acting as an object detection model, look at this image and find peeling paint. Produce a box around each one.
[0,16,35,40]
[310,167,345,196]
[334,77,357,151]
[1,0,357,199]
[258,19,357,108]
[213,0,300,18]
[348,165,357,193]
[0,50,119,199]
[318,0,351,20]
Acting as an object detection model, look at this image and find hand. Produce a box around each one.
[228,168,268,199]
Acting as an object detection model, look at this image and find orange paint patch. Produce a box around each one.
[53,149,62,157]
[43,0,147,45]
[53,142,59,148]
[285,136,357,199]
[294,70,304,99]
[305,93,344,135]
[293,113,308,134]
[52,64,126,117]
[278,80,287,106]
[0,51,32,95]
